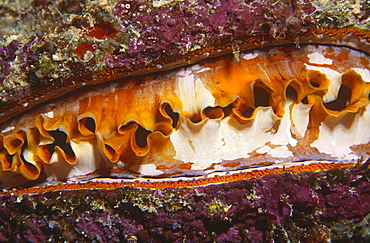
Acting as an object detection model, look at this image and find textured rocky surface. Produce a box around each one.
[0,161,369,242]
[0,0,368,119]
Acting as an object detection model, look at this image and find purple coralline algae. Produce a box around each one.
[0,40,20,84]
[0,0,316,112]
[2,0,368,117]
[0,161,369,242]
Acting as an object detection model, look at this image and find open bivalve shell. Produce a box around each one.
[0,44,369,189]
[1,0,370,241]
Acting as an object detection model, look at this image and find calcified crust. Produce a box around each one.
[0,44,369,189]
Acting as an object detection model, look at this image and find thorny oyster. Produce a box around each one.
[0,0,369,242]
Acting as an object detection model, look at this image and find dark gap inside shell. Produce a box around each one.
[309,81,320,88]
[120,122,136,131]
[164,104,179,128]
[204,106,224,119]
[242,107,255,118]
[254,86,270,107]
[286,86,298,102]
[324,85,351,111]
[105,143,116,153]
[301,96,308,104]
[135,125,151,148]
[47,130,75,158]
[222,103,233,117]
[84,117,96,134]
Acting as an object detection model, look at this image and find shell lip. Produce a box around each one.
[0,28,369,126]
[0,160,359,195]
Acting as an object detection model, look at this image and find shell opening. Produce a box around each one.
[324,85,351,111]
[0,45,369,188]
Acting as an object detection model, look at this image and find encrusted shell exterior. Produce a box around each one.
[0,161,369,242]
[0,0,369,121]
